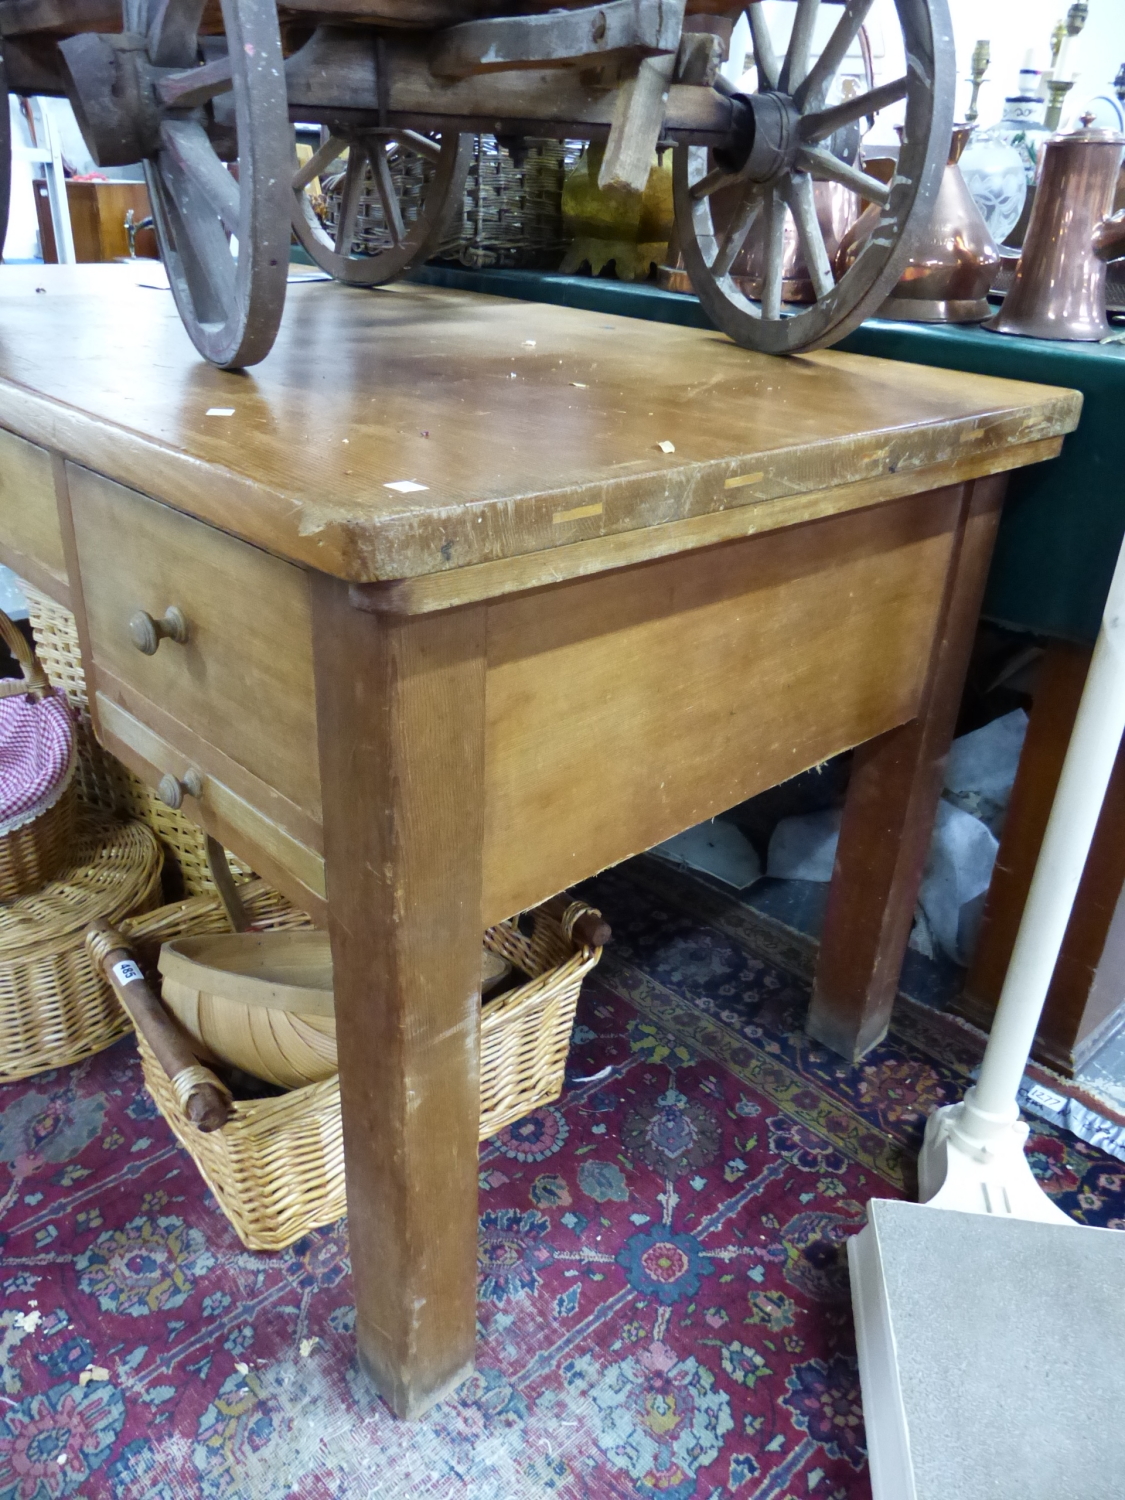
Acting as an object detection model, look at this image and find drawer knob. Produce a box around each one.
[129,606,188,656]
[156,769,203,809]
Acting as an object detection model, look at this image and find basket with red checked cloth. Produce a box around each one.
[0,607,77,899]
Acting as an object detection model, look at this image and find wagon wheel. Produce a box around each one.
[673,0,954,354]
[140,0,291,368]
[292,127,470,285]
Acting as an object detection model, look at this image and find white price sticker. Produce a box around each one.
[1026,1082,1067,1114]
[111,960,144,986]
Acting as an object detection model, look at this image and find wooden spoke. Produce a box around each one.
[712,187,761,278]
[760,190,786,320]
[294,134,348,192]
[334,147,368,256]
[800,76,910,142]
[291,128,471,289]
[783,172,834,300]
[147,0,206,68]
[778,0,820,94]
[797,144,891,205]
[399,130,443,164]
[160,119,240,236]
[793,0,875,112]
[689,165,743,201]
[746,2,778,91]
[158,147,236,323]
[156,54,234,110]
[369,141,405,245]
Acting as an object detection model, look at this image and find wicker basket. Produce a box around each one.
[110,883,602,1251]
[442,136,579,270]
[0,608,77,899]
[480,901,603,1136]
[320,134,579,272]
[22,583,250,897]
[0,812,163,1081]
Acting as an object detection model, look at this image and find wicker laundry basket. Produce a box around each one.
[0,812,162,1081]
[0,607,77,898]
[22,583,250,896]
[102,884,603,1251]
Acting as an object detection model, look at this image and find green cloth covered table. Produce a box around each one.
[841,322,1125,645]
[413,265,1124,643]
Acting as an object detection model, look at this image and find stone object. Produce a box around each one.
[849,1197,1125,1500]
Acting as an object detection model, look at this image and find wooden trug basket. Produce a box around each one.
[0,813,163,1081]
[0,607,77,900]
[116,883,603,1251]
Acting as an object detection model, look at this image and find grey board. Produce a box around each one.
[860,1198,1125,1500]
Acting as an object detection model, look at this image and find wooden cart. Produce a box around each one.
[0,0,954,367]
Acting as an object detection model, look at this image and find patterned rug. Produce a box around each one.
[2,859,1123,1500]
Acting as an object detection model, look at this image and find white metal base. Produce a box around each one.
[917,1101,1073,1224]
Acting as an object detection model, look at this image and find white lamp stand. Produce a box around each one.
[849,532,1125,1500]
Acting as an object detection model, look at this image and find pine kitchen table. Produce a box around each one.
[0,265,1080,1417]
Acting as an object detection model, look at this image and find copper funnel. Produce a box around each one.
[836,126,1000,322]
[987,126,1125,340]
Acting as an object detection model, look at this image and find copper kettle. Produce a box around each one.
[987,124,1125,340]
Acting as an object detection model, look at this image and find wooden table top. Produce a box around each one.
[0,265,1080,583]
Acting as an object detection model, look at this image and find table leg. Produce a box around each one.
[806,476,1006,1061]
[311,576,486,1418]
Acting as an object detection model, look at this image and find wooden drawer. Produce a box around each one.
[67,465,321,824]
[96,693,326,921]
[0,426,68,598]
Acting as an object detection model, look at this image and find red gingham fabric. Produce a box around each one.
[0,690,75,836]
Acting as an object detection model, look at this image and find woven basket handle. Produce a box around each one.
[0,606,50,700]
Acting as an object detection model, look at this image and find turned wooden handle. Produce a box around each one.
[86,920,232,1132]
[542,894,612,949]
[571,909,612,949]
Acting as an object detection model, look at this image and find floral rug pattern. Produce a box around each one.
[2,860,1123,1499]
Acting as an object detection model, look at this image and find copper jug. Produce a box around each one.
[835,126,1000,322]
[987,125,1125,340]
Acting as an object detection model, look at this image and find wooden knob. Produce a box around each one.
[156,768,203,808]
[129,605,188,655]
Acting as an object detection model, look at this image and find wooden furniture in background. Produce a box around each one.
[963,641,1125,1076]
[0,265,1078,1417]
[36,180,156,264]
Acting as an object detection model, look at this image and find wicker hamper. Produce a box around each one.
[103,884,603,1251]
[0,607,77,899]
[22,583,250,896]
[0,812,163,1081]
[321,134,578,271]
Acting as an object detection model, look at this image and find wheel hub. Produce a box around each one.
[57,32,161,167]
[715,91,803,186]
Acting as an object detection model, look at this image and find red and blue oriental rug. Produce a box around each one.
[2,858,1122,1499]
